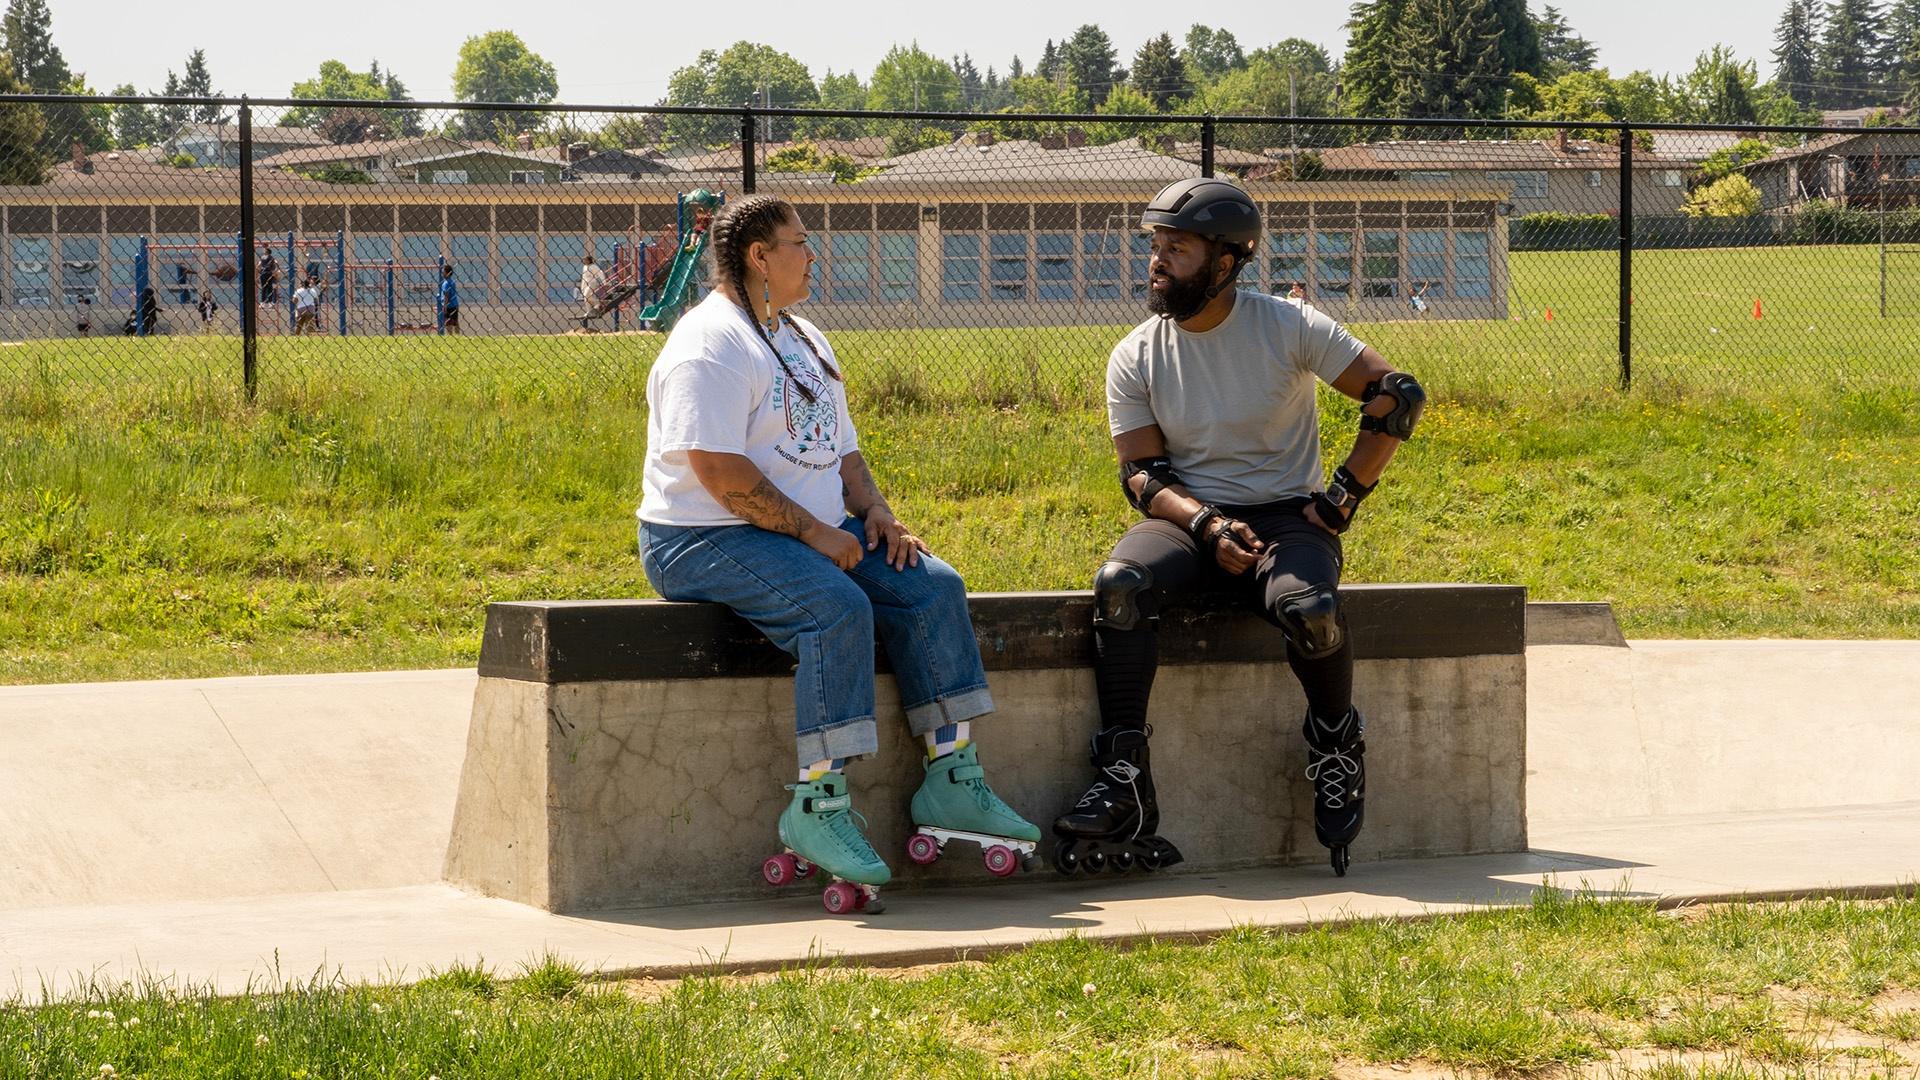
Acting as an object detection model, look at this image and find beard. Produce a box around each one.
[1144,265,1216,322]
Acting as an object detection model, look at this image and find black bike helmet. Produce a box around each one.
[1140,178,1261,256]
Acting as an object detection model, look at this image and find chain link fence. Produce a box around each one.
[1,93,1917,399]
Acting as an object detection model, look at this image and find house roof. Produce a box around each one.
[39,153,326,197]
[1103,136,1272,169]
[394,146,561,169]
[171,121,329,147]
[1317,138,1678,171]
[1649,131,1746,163]
[664,137,894,172]
[869,137,1196,183]
[1745,130,1920,168]
[256,136,466,169]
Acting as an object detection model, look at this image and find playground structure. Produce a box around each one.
[634,189,722,332]
[134,232,446,337]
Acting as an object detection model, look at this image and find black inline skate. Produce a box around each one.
[1051,725,1183,874]
[1303,708,1366,876]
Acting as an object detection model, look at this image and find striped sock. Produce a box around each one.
[799,757,846,783]
[925,721,971,760]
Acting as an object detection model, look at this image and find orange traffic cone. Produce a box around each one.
[1753,297,1764,320]
[1544,307,1554,322]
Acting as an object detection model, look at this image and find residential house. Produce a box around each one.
[1314,135,1690,217]
[1742,131,1920,211]
[165,122,329,168]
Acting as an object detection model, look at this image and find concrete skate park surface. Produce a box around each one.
[4,611,1920,996]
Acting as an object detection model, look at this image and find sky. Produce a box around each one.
[52,0,1784,106]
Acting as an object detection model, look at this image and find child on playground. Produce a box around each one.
[293,277,321,334]
[197,288,219,333]
[75,295,91,336]
[440,265,461,334]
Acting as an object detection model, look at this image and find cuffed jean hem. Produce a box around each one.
[796,715,879,768]
[902,685,996,737]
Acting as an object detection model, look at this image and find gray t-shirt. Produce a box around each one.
[1107,293,1366,505]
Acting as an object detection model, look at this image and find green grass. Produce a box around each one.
[3,245,1919,683]
[5,892,1920,1077]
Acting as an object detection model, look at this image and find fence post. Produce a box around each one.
[237,98,257,401]
[132,237,149,338]
[1200,116,1215,179]
[1618,123,1633,392]
[335,228,346,337]
[741,106,757,195]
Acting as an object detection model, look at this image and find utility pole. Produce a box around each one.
[1288,69,1299,174]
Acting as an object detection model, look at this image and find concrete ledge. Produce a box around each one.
[447,585,1529,912]
[1525,602,1627,647]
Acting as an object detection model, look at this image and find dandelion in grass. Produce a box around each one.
[1082,983,1097,997]
[255,1034,270,1047]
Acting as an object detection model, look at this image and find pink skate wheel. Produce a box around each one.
[906,833,941,865]
[762,853,798,887]
[983,845,1019,877]
[822,881,859,915]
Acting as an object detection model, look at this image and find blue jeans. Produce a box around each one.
[639,518,995,766]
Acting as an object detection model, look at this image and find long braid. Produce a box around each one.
[709,196,841,401]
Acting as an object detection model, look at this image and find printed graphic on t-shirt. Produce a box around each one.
[771,353,838,469]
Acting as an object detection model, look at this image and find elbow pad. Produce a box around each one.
[1120,456,1182,514]
[1358,371,1426,440]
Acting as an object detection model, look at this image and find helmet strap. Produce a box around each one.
[1202,247,1249,300]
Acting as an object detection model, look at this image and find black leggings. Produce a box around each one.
[1094,499,1352,731]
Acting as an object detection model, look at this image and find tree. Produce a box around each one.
[1815,0,1886,107]
[1773,0,1821,105]
[1061,24,1124,105]
[952,53,984,107]
[3,0,105,153]
[1883,0,1920,86]
[1682,45,1760,124]
[1485,0,1543,78]
[286,61,392,133]
[1182,24,1245,83]
[1130,32,1188,108]
[868,43,961,111]
[1534,5,1599,76]
[662,41,815,146]
[1036,40,1060,83]
[1682,173,1762,216]
[797,70,869,140]
[451,30,559,139]
[1248,38,1339,117]
[1343,0,1409,115]
[108,82,160,147]
[765,141,863,182]
[1388,0,1505,121]
[178,49,222,123]
[982,75,1087,140]
[0,53,46,184]
[1008,55,1024,81]
[1698,138,1780,180]
[600,112,665,150]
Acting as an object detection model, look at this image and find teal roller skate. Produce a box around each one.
[906,744,1042,877]
[764,772,890,915]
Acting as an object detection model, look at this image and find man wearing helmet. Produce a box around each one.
[1051,177,1426,879]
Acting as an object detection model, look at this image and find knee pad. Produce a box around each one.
[1092,559,1156,631]
[1275,586,1343,659]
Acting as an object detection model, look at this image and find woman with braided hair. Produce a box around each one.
[638,195,1039,914]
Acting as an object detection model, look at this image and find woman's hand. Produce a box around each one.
[863,509,929,570]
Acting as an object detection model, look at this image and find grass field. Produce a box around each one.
[2,245,1918,683]
[5,891,1920,1078]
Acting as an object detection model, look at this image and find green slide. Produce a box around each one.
[638,231,709,331]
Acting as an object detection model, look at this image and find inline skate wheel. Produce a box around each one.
[1052,839,1081,875]
[1083,848,1108,873]
[1331,845,1350,877]
[1109,848,1136,872]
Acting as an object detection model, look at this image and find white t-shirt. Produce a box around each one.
[580,262,607,299]
[1107,291,1366,505]
[293,286,318,312]
[639,292,857,527]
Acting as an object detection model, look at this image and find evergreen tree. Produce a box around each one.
[179,49,223,123]
[1130,32,1188,108]
[1343,0,1410,115]
[2,0,104,155]
[1036,40,1060,83]
[1485,0,1543,77]
[1061,24,1124,104]
[1684,45,1759,123]
[0,52,47,183]
[108,82,159,147]
[952,53,984,107]
[382,65,424,136]
[1388,0,1504,121]
[1534,5,1599,76]
[1882,0,1920,82]
[1816,0,1886,107]
[1774,0,1821,104]
[1009,55,1024,80]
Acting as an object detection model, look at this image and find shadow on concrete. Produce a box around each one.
[574,847,1655,938]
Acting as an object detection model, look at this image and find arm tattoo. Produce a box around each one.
[720,477,814,539]
[840,457,891,518]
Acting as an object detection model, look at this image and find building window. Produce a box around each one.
[1314,231,1353,299]
[429,170,469,184]
[60,237,101,305]
[1036,232,1073,301]
[510,171,547,185]
[1454,231,1491,298]
[1129,233,1153,300]
[1361,230,1400,298]
[449,234,488,304]
[1657,170,1684,187]
[545,234,583,303]
[12,237,50,306]
[498,233,537,304]
[879,235,916,302]
[1407,230,1446,301]
[829,233,871,303]
[1586,171,1604,188]
[1267,231,1308,296]
[941,233,980,302]
[1489,170,1548,200]
[350,233,392,307]
[988,233,1027,301]
[1082,232,1122,300]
